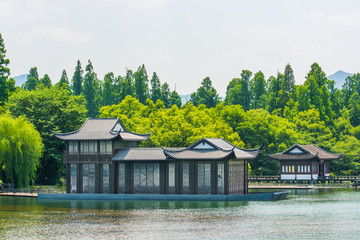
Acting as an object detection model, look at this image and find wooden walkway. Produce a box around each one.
[0,192,38,198]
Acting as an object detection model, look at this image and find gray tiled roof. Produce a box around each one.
[163,138,260,160]
[119,132,151,141]
[163,149,234,160]
[113,148,166,161]
[113,138,259,161]
[268,144,341,161]
[234,147,259,159]
[202,138,234,150]
[54,118,151,141]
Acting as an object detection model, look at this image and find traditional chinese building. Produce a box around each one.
[54,118,260,195]
[268,144,341,181]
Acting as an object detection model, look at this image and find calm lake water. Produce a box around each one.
[1,188,360,240]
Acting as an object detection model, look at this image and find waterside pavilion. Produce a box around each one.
[269,144,341,181]
[54,118,260,195]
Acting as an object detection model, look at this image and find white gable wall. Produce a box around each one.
[289,147,304,154]
[193,142,215,149]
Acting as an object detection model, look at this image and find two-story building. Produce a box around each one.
[54,118,260,195]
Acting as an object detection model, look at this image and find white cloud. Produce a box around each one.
[0,1,17,18]
[35,27,92,44]
[125,0,168,9]
[327,10,360,26]
[307,11,325,23]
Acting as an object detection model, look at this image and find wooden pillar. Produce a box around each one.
[245,160,248,194]
[113,163,118,193]
[160,162,166,194]
[125,162,133,193]
[79,164,83,193]
[190,161,196,194]
[211,161,216,194]
[224,159,229,195]
[95,163,100,193]
[66,164,71,193]
[175,160,180,194]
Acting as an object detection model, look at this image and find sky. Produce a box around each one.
[1,0,360,96]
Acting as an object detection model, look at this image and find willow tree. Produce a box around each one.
[0,114,43,187]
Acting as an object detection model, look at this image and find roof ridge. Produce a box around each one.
[53,118,89,136]
[120,147,163,150]
[308,144,342,157]
[283,144,312,155]
[121,130,152,136]
[89,118,119,120]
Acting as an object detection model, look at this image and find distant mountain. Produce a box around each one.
[14,74,28,87]
[327,70,353,89]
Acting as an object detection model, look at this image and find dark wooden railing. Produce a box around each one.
[63,152,112,163]
[248,175,359,183]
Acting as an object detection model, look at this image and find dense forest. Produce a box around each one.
[1,33,360,187]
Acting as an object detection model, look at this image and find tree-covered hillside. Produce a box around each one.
[1,33,360,185]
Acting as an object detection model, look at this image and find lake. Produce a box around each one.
[1,188,360,239]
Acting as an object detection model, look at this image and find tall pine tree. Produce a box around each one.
[0,33,12,106]
[56,69,70,90]
[102,72,114,106]
[40,74,52,88]
[23,67,40,91]
[239,70,252,110]
[251,71,267,109]
[83,60,100,117]
[150,72,162,102]
[71,60,83,95]
[282,63,295,93]
[134,64,149,104]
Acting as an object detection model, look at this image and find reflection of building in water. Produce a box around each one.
[55,118,259,195]
[269,144,341,181]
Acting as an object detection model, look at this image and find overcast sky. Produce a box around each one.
[1,0,360,96]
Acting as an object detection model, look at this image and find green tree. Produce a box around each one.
[40,74,52,88]
[102,72,114,106]
[239,70,252,110]
[169,90,182,108]
[282,63,295,93]
[134,64,149,104]
[234,109,299,175]
[100,96,242,148]
[0,33,11,106]
[190,77,220,108]
[150,72,162,103]
[349,93,360,127]
[266,75,281,113]
[327,79,342,118]
[71,60,83,96]
[0,113,43,187]
[225,78,241,105]
[297,85,310,112]
[83,60,101,117]
[342,75,355,108]
[7,87,87,184]
[305,63,333,122]
[161,82,171,108]
[122,70,135,99]
[251,71,267,109]
[56,69,70,90]
[23,67,40,91]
